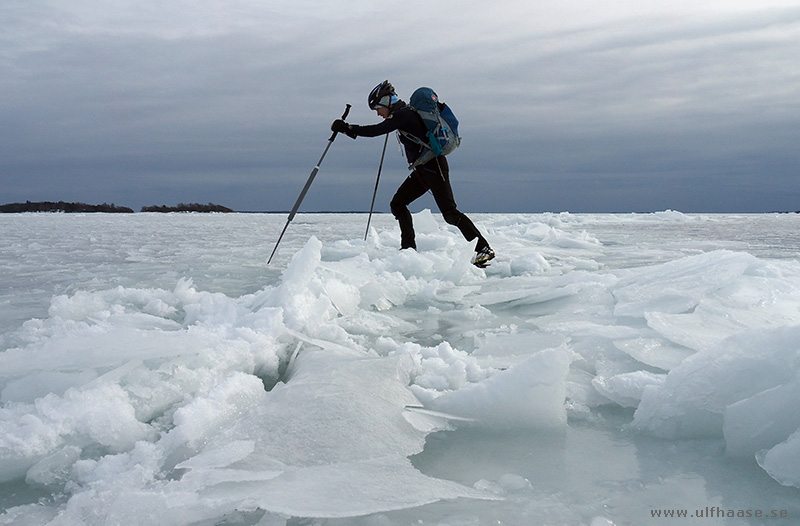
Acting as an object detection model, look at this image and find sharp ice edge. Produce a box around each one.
[1,210,800,525]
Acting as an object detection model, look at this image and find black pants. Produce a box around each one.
[390,157,486,250]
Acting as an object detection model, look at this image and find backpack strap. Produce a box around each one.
[398,129,438,169]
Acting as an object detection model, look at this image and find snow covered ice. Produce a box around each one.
[1,210,800,525]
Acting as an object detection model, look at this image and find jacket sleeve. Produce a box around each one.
[352,115,402,138]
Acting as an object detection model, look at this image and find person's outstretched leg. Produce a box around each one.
[422,159,493,261]
[390,174,428,250]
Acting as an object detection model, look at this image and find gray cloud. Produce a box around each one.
[2,2,798,212]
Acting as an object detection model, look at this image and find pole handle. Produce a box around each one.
[329,104,352,141]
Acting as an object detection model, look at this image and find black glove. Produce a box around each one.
[331,119,357,139]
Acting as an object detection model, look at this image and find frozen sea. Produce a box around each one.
[1,210,800,526]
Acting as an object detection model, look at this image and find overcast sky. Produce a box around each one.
[2,1,799,213]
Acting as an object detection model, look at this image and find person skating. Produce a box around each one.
[331,80,495,268]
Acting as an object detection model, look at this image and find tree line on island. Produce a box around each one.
[0,201,234,213]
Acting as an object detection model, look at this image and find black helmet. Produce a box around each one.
[368,80,397,110]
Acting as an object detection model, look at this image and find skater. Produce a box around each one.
[331,80,495,268]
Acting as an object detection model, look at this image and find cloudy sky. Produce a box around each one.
[2,1,799,213]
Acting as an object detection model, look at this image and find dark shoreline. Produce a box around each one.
[0,201,233,213]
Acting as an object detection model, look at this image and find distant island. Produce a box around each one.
[0,201,234,213]
[0,201,134,213]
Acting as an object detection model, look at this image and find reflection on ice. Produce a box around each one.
[1,210,800,524]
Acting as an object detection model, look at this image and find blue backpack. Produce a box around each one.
[403,87,461,168]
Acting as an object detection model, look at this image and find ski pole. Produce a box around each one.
[364,133,389,240]
[268,103,352,264]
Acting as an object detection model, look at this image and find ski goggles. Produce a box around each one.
[374,94,398,109]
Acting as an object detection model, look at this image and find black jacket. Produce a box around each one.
[351,104,429,166]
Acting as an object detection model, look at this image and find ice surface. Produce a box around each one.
[2,211,800,525]
[725,376,800,458]
[757,429,800,488]
[633,326,800,439]
[427,347,572,429]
